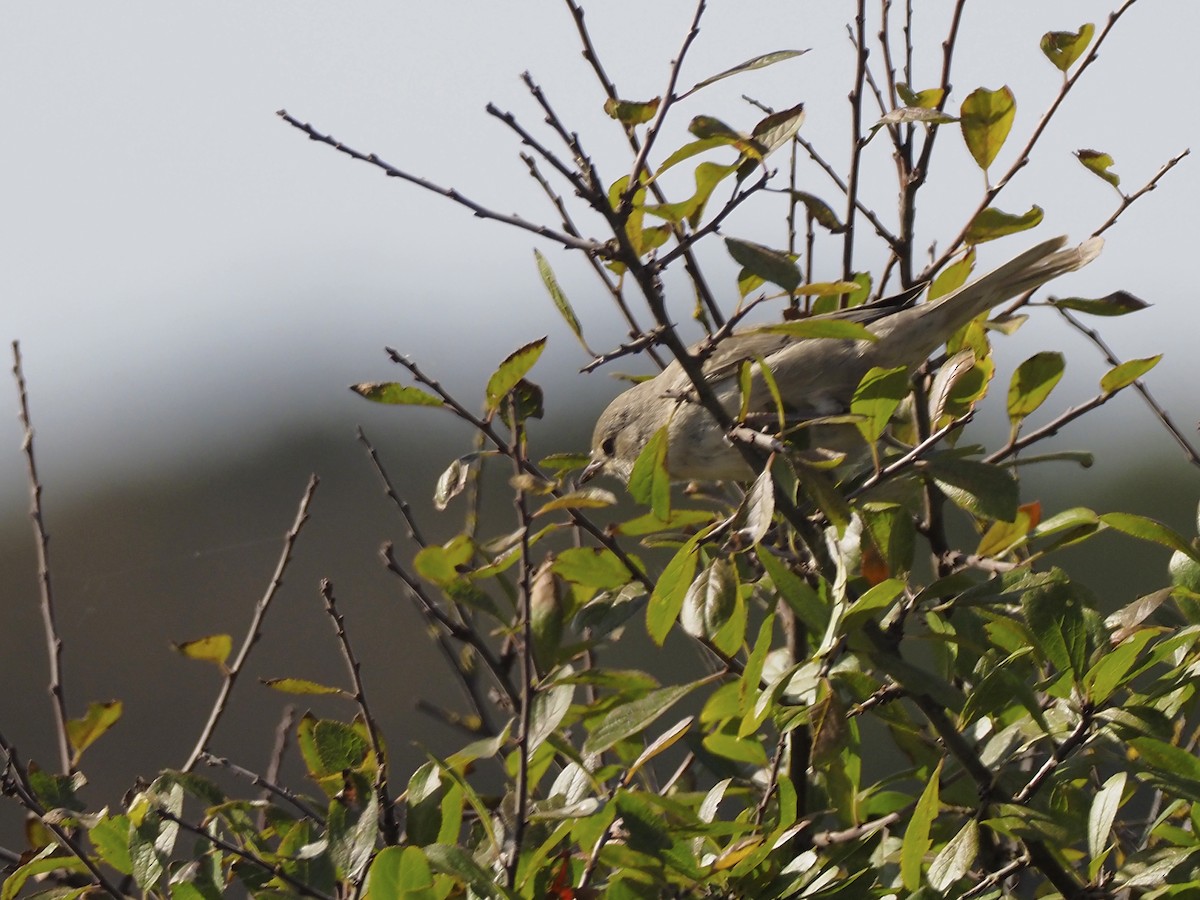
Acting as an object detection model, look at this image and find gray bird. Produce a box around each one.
[583,235,1103,482]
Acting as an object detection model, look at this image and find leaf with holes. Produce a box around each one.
[1042,23,1095,72]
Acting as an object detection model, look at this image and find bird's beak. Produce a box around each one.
[579,456,604,484]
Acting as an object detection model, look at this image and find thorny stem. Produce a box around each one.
[183,475,319,772]
[11,342,72,775]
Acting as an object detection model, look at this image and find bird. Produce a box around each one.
[582,235,1103,483]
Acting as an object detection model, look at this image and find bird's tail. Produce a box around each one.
[875,235,1103,360]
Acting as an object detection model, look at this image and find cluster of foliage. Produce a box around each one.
[5,1,1200,898]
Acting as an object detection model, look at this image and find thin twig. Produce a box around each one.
[158,809,336,900]
[320,579,399,846]
[276,110,603,256]
[200,749,325,825]
[984,383,1128,466]
[357,427,427,546]
[183,475,319,771]
[1093,148,1189,237]
[1055,307,1200,469]
[11,342,72,775]
[844,0,871,282]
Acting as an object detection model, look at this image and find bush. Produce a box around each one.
[5,2,1199,898]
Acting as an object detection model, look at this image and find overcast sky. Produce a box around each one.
[3,1,1196,505]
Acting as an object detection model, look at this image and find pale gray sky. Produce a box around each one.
[2,1,1196,501]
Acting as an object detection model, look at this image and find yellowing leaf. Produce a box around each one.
[67,700,123,764]
[351,382,442,407]
[603,96,661,126]
[897,83,946,109]
[1041,23,1095,72]
[173,634,232,668]
[1100,355,1161,394]
[261,677,346,696]
[960,86,1016,171]
[1008,351,1066,424]
[485,337,546,412]
[964,205,1043,244]
[1075,149,1120,189]
[929,248,975,301]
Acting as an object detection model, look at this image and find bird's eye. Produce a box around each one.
[601,436,616,457]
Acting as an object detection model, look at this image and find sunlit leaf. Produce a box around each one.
[67,700,123,764]
[878,107,958,128]
[534,249,590,352]
[1075,149,1120,189]
[1088,772,1126,864]
[485,337,547,413]
[552,547,634,590]
[172,634,232,668]
[976,501,1041,559]
[751,319,876,341]
[535,488,617,515]
[644,161,738,226]
[261,677,346,696]
[628,426,671,520]
[964,205,1043,244]
[603,96,661,126]
[925,457,1019,522]
[583,681,699,755]
[647,534,702,645]
[960,86,1015,171]
[1100,355,1161,394]
[748,102,806,158]
[680,558,737,640]
[897,83,945,108]
[930,820,979,891]
[851,366,909,443]
[901,760,943,890]
[1008,351,1065,425]
[1041,23,1095,72]
[1101,511,1200,563]
[351,382,443,407]
[929,247,975,300]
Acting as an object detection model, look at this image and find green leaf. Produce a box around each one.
[424,843,514,900]
[485,337,547,413]
[750,319,876,341]
[897,83,945,108]
[730,464,775,546]
[794,280,865,296]
[1100,355,1161,394]
[1075,149,1120,189]
[534,487,617,515]
[686,50,808,95]
[583,681,699,756]
[925,457,1019,522]
[929,819,979,891]
[534,249,589,351]
[90,814,134,875]
[755,547,827,633]
[929,247,975,301]
[297,715,370,778]
[603,96,661,126]
[1,851,90,900]
[414,535,475,585]
[552,547,634,590]
[960,86,1015,171]
[680,558,737,641]
[1041,24,1095,72]
[901,760,942,890]
[66,700,122,764]
[1007,351,1065,425]
[172,634,232,668]
[644,161,739,226]
[1101,511,1200,563]
[628,425,671,519]
[964,205,1044,244]
[647,534,702,645]
[788,190,845,233]
[725,237,800,292]
[1050,291,1149,317]
[1087,773,1125,864]
[351,382,442,406]
[851,366,910,443]
[367,846,438,900]
[1022,572,1087,680]
[261,677,346,696]
[747,102,806,159]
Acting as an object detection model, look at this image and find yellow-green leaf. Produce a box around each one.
[794,281,864,296]
[1008,351,1065,424]
[751,319,876,341]
[173,634,232,668]
[878,107,958,128]
[960,86,1016,171]
[897,83,945,109]
[851,366,910,443]
[929,248,975,300]
[1075,149,1120,189]
[789,191,845,233]
[964,205,1043,244]
[1051,291,1149,317]
[1041,24,1095,72]
[603,96,661,126]
[351,382,442,407]
[647,534,703,645]
[628,425,671,520]
[1100,355,1161,394]
[534,488,617,515]
[534,249,589,351]
[901,760,943,890]
[485,337,546,412]
[67,700,123,764]
[261,677,346,696]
